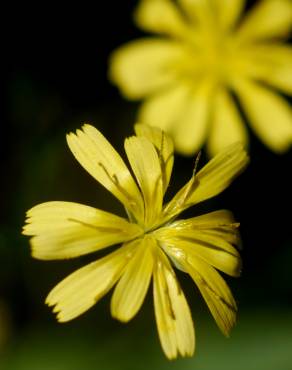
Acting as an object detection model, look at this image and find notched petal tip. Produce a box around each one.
[45,299,68,323]
[66,123,96,142]
[166,350,194,361]
[66,124,145,222]
[56,316,68,324]
[21,224,29,235]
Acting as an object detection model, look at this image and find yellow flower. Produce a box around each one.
[23,123,248,359]
[109,0,292,156]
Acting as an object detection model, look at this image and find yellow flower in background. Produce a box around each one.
[23,123,248,359]
[109,0,292,156]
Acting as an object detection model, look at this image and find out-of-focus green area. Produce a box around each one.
[1,309,292,370]
[2,1,292,369]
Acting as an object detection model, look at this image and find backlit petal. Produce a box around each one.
[157,210,241,277]
[181,0,244,31]
[139,81,213,156]
[125,136,163,227]
[243,44,292,95]
[170,209,237,226]
[153,248,195,359]
[163,143,249,220]
[212,0,245,30]
[178,0,213,29]
[172,80,213,156]
[177,255,237,336]
[134,124,174,193]
[138,83,191,132]
[207,87,248,157]
[235,79,292,152]
[165,209,240,247]
[67,124,144,222]
[237,0,292,41]
[111,236,154,322]
[166,210,240,246]
[23,201,142,260]
[109,38,185,100]
[46,243,135,322]
[134,0,188,37]
[157,225,241,278]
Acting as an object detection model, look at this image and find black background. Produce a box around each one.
[1,1,292,368]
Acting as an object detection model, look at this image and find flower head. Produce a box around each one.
[23,123,248,359]
[110,0,292,156]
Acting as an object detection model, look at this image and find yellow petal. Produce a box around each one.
[156,209,241,277]
[165,209,240,246]
[170,209,237,227]
[244,44,292,95]
[67,124,144,222]
[207,87,248,157]
[134,123,174,193]
[139,81,212,156]
[46,243,135,322]
[111,236,154,322]
[180,0,244,31]
[235,79,292,152]
[237,0,292,41]
[125,136,163,227]
[23,201,142,260]
[166,210,240,246]
[153,248,195,359]
[172,80,213,156]
[187,143,249,204]
[183,256,237,336]
[159,231,241,278]
[109,38,185,100]
[134,0,188,37]
[212,0,245,30]
[178,0,212,28]
[138,83,191,132]
[163,143,249,220]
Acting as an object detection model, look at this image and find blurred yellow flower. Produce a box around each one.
[23,123,248,359]
[110,0,292,156]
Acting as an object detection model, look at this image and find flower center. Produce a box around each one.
[174,28,247,86]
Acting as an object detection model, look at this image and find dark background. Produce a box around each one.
[1,1,292,369]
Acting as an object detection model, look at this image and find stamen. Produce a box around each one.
[196,272,237,313]
[157,262,176,320]
[152,174,163,207]
[124,206,136,223]
[160,132,165,161]
[67,218,124,234]
[164,153,173,167]
[163,276,176,320]
[163,151,202,217]
[193,151,202,177]
[156,132,173,192]
[164,280,176,320]
[98,162,137,208]
[157,132,167,190]
[169,267,182,296]
[179,151,202,204]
